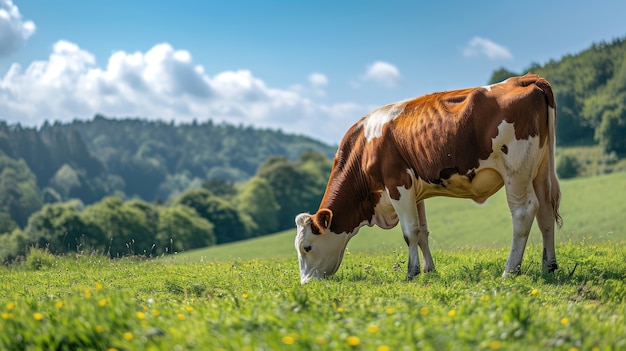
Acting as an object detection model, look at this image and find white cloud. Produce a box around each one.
[0,40,368,144]
[361,61,401,88]
[0,0,36,57]
[462,36,512,60]
[308,72,328,87]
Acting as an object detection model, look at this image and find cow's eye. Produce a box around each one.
[303,245,312,252]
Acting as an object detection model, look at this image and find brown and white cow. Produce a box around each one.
[295,74,562,284]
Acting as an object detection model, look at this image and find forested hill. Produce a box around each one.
[489,36,626,156]
[0,115,335,208]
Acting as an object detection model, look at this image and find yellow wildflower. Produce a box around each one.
[420,307,429,315]
[33,312,44,321]
[123,332,133,341]
[282,336,295,345]
[531,288,539,296]
[6,302,15,310]
[347,336,360,347]
[489,341,501,350]
[377,346,390,351]
[386,307,395,315]
[55,301,64,309]
[95,282,103,290]
[96,325,105,333]
[367,325,380,333]
[136,311,145,320]
[98,298,108,307]
[448,309,456,317]
[177,313,185,321]
[314,336,327,345]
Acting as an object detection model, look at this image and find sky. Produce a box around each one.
[2,1,626,144]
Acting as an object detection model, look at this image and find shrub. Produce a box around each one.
[557,154,583,179]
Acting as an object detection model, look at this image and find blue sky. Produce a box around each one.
[2,0,626,144]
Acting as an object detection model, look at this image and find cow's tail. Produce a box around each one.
[537,77,563,228]
[547,105,562,227]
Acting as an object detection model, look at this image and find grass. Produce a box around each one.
[1,172,625,350]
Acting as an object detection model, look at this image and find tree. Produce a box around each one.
[556,154,583,179]
[0,155,43,227]
[0,229,28,263]
[595,105,626,156]
[81,197,154,257]
[0,212,18,234]
[234,177,279,236]
[257,156,323,231]
[157,205,215,253]
[25,203,105,253]
[174,189,250,243]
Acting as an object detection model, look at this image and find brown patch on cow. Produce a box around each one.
[390,88,500,184]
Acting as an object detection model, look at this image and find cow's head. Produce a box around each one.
[295,209,352,284]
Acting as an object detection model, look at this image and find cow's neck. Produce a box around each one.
[318,157,380,236]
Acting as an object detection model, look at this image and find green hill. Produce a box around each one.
[173,172,626,263]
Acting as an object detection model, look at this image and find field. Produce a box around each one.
[1,172,625,350]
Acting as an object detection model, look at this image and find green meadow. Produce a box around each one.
[1,172,625,350]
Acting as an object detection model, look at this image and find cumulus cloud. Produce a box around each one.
[462,36,512,60]
[0,40,367,143]
[0,0,36,56]
[308,72,328,87]
[360,61,401,88]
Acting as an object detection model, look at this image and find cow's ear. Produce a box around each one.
[315,209,333,231]
[295,213,312,227]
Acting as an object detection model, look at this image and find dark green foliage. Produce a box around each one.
[157,205,216,252]
[81,197,154,257]
[0,212,18,234]
[256,152,331,231]
[556,154,583,179]
[25,203,105,253]
[234,177,280,236]
[0,154,42,227]
[511,37,626,152]
[174,189,250,244]
[0,228,27,262]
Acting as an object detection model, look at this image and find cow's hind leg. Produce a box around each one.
[417,201,435,273]
[533,170,559,272]
[503,182,539,276]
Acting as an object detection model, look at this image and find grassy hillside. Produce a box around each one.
[174,172,626,263]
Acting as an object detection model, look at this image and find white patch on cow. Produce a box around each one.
[482,77,511,92]
[362,101,405,141]
[491,120,540,175]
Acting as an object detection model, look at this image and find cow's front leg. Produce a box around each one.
[404,230,421,280]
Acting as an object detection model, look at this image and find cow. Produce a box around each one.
[295,74,562,284]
